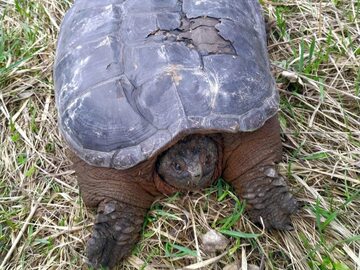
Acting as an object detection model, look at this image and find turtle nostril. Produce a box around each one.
[192,173,202,182]
[189,164,203,182]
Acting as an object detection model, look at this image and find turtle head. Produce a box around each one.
[156,135,218,190]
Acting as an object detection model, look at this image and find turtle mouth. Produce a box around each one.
[162,170,215,191]
[185,170,214,190]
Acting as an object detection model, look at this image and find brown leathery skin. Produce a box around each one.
[69,116,297,268]
[70,153,161,209]
[222,116,299,230]
[70,154,161,269]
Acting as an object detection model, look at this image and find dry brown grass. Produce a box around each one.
[0,0,359,269]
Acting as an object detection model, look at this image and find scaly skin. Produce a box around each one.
[222,116,298,230]
[238,164,298,230]
[86,199,146,268]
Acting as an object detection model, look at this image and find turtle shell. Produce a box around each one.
[54,0,278,169]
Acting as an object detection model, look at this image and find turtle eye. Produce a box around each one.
[173,162,182,172]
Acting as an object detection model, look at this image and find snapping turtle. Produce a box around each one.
[54,0,298,268]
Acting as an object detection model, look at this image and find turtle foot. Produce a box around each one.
[86,200,146,269]
[242,166,299,230]
[246,191,298,231]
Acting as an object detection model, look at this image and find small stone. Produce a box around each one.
[18,91,34,99]
[201,229,229,252]
[246,264,260,270]
[223,263,238,270]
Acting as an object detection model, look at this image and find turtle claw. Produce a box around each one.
[86,228,115,269]
[86,200,146,269]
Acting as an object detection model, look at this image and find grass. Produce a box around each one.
[0,0,359,269]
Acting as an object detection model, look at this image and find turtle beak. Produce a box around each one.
[188,164,203,183]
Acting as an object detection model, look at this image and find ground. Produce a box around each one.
[0,0,359,269]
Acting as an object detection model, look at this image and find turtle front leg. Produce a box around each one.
[87,199,147,268]
[69,153,161,269]
[234,164,298,230]
[222,116,298,230]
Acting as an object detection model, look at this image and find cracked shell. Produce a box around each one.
[54,0,278,169]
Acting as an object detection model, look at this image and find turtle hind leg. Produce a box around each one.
[87,199,146,269]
